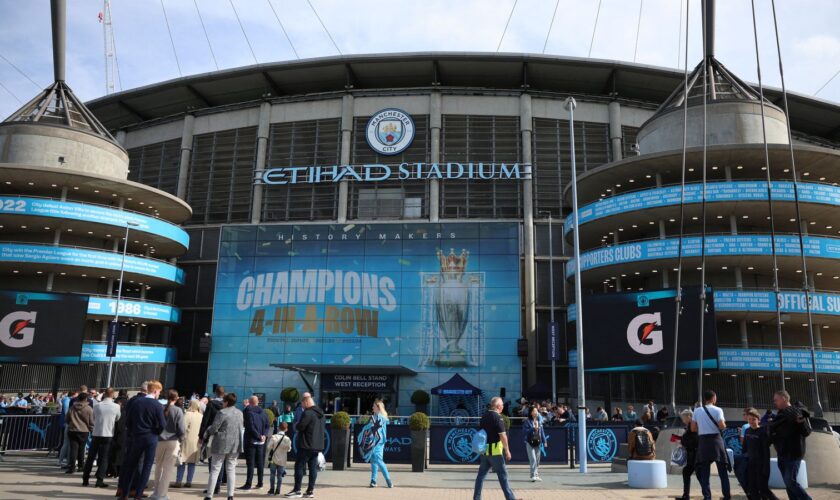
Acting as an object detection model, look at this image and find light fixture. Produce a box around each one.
[726,319,733,323]
[747,266,754,270]
[742,215,749,219]
[803,172,810,176]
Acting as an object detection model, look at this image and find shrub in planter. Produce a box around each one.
[411,390,431,413]
[330,411,351,470]
[280,387,300,404]
[501,413,511,431]
[409,412,430,472]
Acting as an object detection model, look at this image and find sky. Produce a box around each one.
[0,0,839,121]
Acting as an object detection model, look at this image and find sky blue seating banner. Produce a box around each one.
[719,348,840,374]
[86,296,181,323]
[428,424,568,464]
[567,235,840,275]
[80,343,176,363]
[0,243,185,284]
[565,181,840,233]
[209,223,522,415]
[568,289,840,322]
[0,196,189,249]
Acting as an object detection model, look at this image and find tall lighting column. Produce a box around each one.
[105,221,139,388]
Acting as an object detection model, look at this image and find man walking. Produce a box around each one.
[240,395,270,490]
[768,390,812,500]
[285,394,324,499]
[691,390,731,500]
[83,387,121,488]
[473,397,520,500]
[200,385,226,496]
[118,380,165,500]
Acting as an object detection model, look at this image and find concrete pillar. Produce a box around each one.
[337,95,354,223]
[250,101,272,224]
[429,92,442,222]
[608,101,622,162]
[521,93,537,387]
[655,173,668,284]
[740,319,754,406]
[46,187,67,292]
[115,130,127,146]
[814,325,823,349]
[176,114,195,201]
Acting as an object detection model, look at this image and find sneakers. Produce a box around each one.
[534,476,542,482]
[303,492,315,499]
[284,492,303,498]
[386,481,393,488]
[369,482,377,488]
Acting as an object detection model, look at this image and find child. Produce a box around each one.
[265,422,291,496]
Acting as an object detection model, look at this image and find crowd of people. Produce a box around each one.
[511,398,672,426]
[0,391,58,413]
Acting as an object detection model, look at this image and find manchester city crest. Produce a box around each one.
[443,427,479,464]
[366,108,415,156]
[587,428,618,462]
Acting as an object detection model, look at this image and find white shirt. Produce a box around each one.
[693,404,725,436]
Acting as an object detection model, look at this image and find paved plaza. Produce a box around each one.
[1,452,838,499]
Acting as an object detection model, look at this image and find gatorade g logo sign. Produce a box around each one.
[0,311,36,348]
[626,312,663,355]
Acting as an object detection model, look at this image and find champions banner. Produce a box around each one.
[209,223,522,410]
[577,288,718,372]
[0,290,88,364]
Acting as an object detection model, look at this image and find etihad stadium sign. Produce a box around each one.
[256,162,531,185]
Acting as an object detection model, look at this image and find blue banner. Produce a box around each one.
[568,289,840,322]
[428,424,568,464]
[80,343,176,363]
[567,235,840,275]
[0,196,189,249]
[86,296,181,323]
[719,348,840,374]
[353,423,412,464]
[209,223,522,414]
[0,243,185,284]
[565,181,840,233]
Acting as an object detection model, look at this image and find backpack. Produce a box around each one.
[633,429,654,459]
[471,429,488,454]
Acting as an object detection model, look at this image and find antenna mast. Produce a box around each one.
[101,0,119,94]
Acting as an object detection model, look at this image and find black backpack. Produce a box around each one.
[634,429,653,458]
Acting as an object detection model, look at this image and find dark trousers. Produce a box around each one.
[293,449,319,493]
[681,461,697,498]
[83,436,112,481]
[778,458,811,500]
[696,460,731,500]
[118,435,157,497]
[67,431,88,471]
[244,443,265,487]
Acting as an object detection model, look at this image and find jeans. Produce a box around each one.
[696,460,731,500]
[369,455,391,486]
[473,454,516,500]
[176,463,196,484]
[293,449,319,493]
[269,464,285,492]
[118,435,158,498]
[207,452,237,500]
[151,439,180,499]
[778,458,811,500]
[58,426,70,465]
[83,436,112,481]
[244,443,265,487]
[525,444,541,478]
[67,431,89,471]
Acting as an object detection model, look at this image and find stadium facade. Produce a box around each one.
[4,51,840,417]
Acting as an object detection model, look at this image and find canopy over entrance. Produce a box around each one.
[431,374,481,396]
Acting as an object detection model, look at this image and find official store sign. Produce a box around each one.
[366,108,415,155]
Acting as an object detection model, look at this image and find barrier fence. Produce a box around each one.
[0,414,62,452]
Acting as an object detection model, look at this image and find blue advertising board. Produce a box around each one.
[0,243,185,284]
[209,223,522,414]
[719,348,840,374]
[86,296,181,323]
[80,343,176,363]
[567,235,840,275]
[565,181,840,233]
[428,425,568,464]
[353,423,412,464]
[0,196,189,249]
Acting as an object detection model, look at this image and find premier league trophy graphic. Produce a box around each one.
[421,248,484,367]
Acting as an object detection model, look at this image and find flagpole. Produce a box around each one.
[566,96,587,474]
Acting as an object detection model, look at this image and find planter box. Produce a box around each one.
[410,429,428,472]
[331,428,350,470]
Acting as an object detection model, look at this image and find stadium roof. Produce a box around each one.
[85,52,840,142]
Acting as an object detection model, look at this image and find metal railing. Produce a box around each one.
[0,414,62,453]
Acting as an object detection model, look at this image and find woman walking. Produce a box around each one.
[203,393,244,500]
[359,400,393,488]
[523,405,546,481]
[151,389,185,500]
[175,399,203,488]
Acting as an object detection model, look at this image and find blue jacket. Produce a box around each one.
[125,396,166,440]
[243,405,270,444]
[522,418,546,445]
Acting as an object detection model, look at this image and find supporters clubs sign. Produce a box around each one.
[256,108,530,185]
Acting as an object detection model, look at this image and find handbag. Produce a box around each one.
[670,445,687,467]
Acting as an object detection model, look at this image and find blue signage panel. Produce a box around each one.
[209,223,522,414]
[428,425,568,464]
[258,163,530,185]
[565,181,840,233]
[86,296,181,323]
[0,196,189,249]
[719,348,840,374]
[106,321,119,357]
[0,243,185,284]
[547,321,560,361]
[80,343,176,363]
[353,423,412,464]
[567,235,840,275]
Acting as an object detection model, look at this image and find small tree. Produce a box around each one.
[500,413,511,431]
[280,387,300,404]
[331,411,351,430]
[410,390,430,406]
[409,412,431,431]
